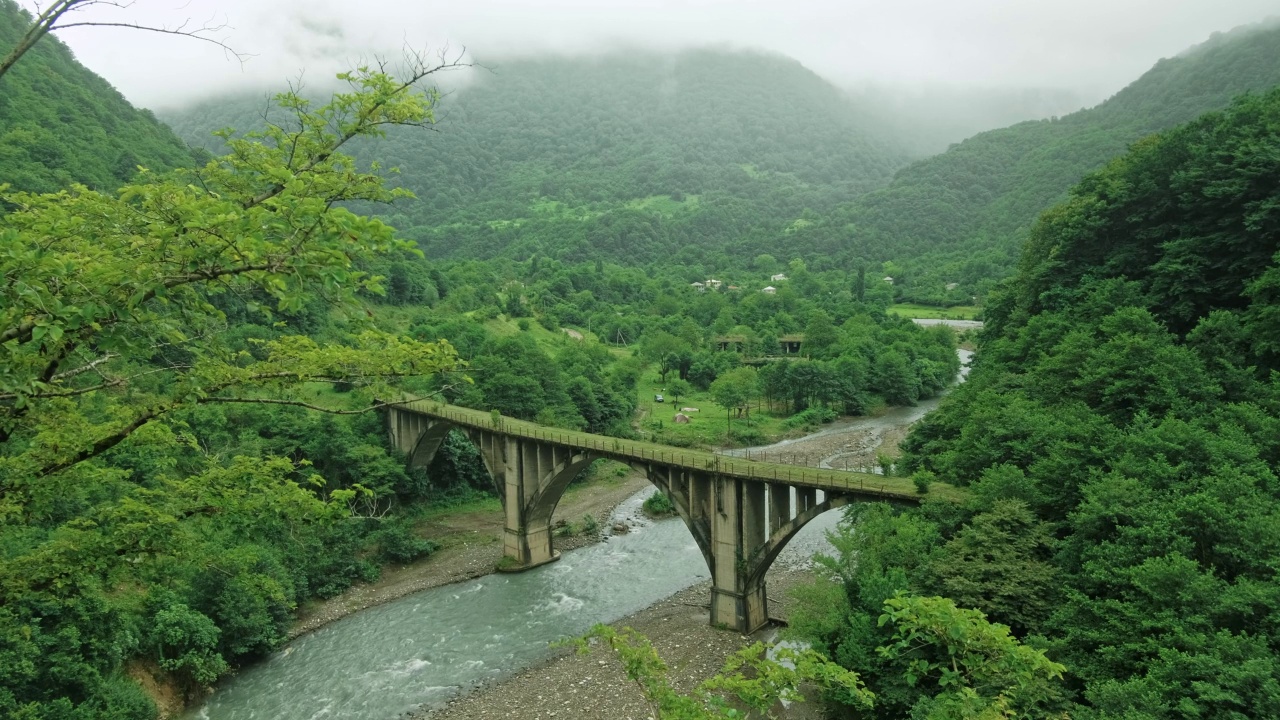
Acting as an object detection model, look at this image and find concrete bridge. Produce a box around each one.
[387,399,944,633]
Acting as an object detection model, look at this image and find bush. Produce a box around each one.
[912,469,935,494]
[146,600,230,685]
[643,491,677,517]
[372,521,439,564]
[782,405,837,429]
[729,426,768,446]
[517,318,531,331]
[552,513,601,537]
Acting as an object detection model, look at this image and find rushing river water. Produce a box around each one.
[189,490,841,720]
[189,344,973,720]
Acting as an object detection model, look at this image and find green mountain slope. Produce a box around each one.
[889,87,1280,717]
[0,0,198,193]
[790,20,1280,303]
[163,49,912,265]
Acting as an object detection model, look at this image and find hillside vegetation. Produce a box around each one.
[789,20,1280,304]
[0,0,198,193]
[163,49,912,266]
[785,87,1280,718]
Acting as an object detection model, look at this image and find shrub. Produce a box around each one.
[643,491,677,517]
[372,521,439,564]
[912,469,935,494]
[729,426,768,445]
[782,405,837,429]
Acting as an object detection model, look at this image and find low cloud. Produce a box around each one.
[26,0,1280,109]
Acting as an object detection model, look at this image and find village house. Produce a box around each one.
[770,273,789,282]
[779,334,804,354]
[761,285,777,294]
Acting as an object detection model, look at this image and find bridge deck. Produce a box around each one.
[400,400,962,503]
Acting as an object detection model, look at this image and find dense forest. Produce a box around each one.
[0,0,198,194]
[160,21,1280,305]
[785,88,1280,718]
[786,19,1280,304]
[163,49,915,267]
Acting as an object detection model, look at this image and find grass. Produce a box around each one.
[888,303,982,320]
[479,314,597,354]
[624,194,700,214]
[635,365,794,449]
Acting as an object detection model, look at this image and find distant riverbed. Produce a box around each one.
[911,318,984,330]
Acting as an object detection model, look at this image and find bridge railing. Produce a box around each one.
[401,399,929,501]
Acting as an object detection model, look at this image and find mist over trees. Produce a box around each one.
[783,20,1280,301]
[4,1,1280,717]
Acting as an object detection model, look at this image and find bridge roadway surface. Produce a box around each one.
[389,398,963,632]
[398,398,961,502]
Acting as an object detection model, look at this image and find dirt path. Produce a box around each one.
[289,472,651,640]
[421,569,829,720]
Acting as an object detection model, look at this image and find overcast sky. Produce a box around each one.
[25,0,1279,109]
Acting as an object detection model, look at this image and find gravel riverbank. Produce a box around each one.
[420,569,828,720]
[289,473,652,640]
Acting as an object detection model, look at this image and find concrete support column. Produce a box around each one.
[709,477,770,634]
[499,437,560,571]
[796,486,817,514]
[768,484,790,534]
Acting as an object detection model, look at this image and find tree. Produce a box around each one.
[641,331,688,383]
[709,366,758,432]
[877,593,1068,719]
[1,59,466,491]
[1,0,245,82]
[666,378,691,407]
[802,310,840,358]
[922,500,1058,635]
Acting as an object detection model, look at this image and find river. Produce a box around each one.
[188,346,973,720]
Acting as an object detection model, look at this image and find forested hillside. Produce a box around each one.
[0,0,198,193]
[163,50,912,266]
[785,88,1280,717]
[789,20,1280,304]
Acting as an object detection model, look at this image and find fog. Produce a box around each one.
[19,0,1280,109]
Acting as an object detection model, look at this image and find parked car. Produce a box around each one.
[654,394,665,403]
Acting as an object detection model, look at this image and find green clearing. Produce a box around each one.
[624,193,700,214]
[634,366,806,449]
[888,303,981,320]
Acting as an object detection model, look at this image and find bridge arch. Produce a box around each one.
[744,492,851,589]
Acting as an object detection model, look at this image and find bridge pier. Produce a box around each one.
[707,478,768,632]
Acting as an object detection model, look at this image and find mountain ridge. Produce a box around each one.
[0,0,199,194]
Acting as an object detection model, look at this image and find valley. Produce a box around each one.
[3,2,1280,718]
